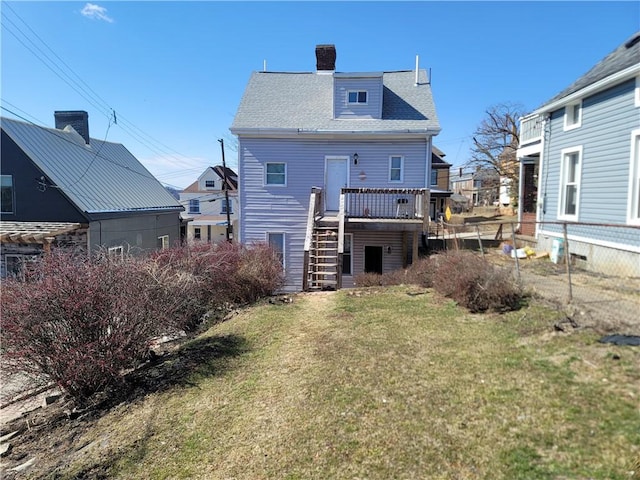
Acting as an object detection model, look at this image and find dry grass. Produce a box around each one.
[31,288,640,479]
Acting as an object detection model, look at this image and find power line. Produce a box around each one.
[1,5,210,172]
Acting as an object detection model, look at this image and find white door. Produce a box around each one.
[325,157,348,211]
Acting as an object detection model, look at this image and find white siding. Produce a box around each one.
[239,137,429,291]
[334,76,384,119]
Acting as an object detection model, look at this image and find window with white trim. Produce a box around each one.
[205,180,216,189]
[628,129,640,225]
[347,90,368,104]
[564,102,582,130]
[267,232,285,267]
[189,199,200,214]
[342,234,353,275]
[558,146,582,220]
[265,163,286,186]
[1,175,14,214]
[108,246,124,260]
[430,170,438,186]
[220,198,233,214]
[194,227,201,240]
[158,235,169,250]
[389,156,404,182]
[635,76,640,108]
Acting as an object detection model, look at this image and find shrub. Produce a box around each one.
[233,242,285,303]
[0,250,162,402]
[145,241,284,331]
[431,250,522,312]
[354,258,437,288]
[0,242,284,403]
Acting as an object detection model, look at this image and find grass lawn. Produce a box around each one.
[61,287,639,479]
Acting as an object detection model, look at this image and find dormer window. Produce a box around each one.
[205,180,215,189]
[347,90,368,104]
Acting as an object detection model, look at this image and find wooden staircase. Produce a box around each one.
[306,225,339,291]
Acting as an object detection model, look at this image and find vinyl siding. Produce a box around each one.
[238,136,429,291]
[334,77,384,119]
[539,78,640,249]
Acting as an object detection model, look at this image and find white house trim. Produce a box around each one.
[538,229,640,254]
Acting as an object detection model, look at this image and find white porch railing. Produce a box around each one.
[520,114,543,145]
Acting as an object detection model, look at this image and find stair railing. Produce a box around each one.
[303,187,322,291]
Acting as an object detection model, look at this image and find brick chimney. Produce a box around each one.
[316,44,336,72]
[54,110,90,144]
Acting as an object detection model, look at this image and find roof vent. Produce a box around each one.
[54,110,90,145]
[624,33,640,49]
[316,44,336,72]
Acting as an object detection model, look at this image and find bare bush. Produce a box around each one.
[432,250,523,312]
[0,250,161,401]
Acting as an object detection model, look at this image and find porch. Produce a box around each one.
[302,187,430,291]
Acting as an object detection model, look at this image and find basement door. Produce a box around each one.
[364,246,383,274]
[325,157,348,212]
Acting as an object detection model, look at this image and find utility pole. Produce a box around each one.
[218,138,232,242]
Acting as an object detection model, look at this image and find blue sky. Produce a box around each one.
[2,1,638,189]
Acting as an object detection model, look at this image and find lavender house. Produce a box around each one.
[231,45,441,291]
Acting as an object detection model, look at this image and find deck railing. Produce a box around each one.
[342,188,428,220]
[520,114,543,145]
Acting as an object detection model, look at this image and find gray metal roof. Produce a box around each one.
[539,31,640,108]
[231,70,440,134]
[1,117,183,215]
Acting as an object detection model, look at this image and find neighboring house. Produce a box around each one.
[430,146,453,216]
[231,44,441,291]
[450,168,501,209]
[1,111,183,277]
[179,166,239,243]
[517,32,640,274]
[449,169,477,207]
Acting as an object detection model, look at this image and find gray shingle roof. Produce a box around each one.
[2,117,183,214]
[539,31,640,108]
[231,70,440,134]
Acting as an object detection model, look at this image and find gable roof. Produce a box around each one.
[537,31,640,111]
[182,166,238,193]
[1,117,183,215]
[431,146,450,166]
[231,70,440,135]
[212,165,238,190]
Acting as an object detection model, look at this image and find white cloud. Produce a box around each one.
[81,3,114,23]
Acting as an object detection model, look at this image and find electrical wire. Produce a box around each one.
[1,5,215,174]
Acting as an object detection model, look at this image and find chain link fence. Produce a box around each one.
[430,219,640,334]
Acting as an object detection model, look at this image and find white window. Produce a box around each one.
[189,199,200,214]
[158,235,169,250]
[267,232,285,267]
[635,76,640,108]
[342,234,352,275]
[220,198,233,214]
[347,90,368,104]
[558,146,582,221]
[389,156,404,182]
[1,175,14,214]
[628,129,640,225]
[108,246,124,260]
[564,102,582,130]
[205,180,216,189]
[265,163,286,186]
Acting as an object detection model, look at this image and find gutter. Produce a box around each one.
[231,127,441,136]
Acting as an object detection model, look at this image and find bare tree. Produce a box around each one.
[467,103,525,207]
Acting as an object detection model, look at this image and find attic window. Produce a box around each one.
[348,91,368,104]
[564,102,582,131]
[205,180,215,189]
